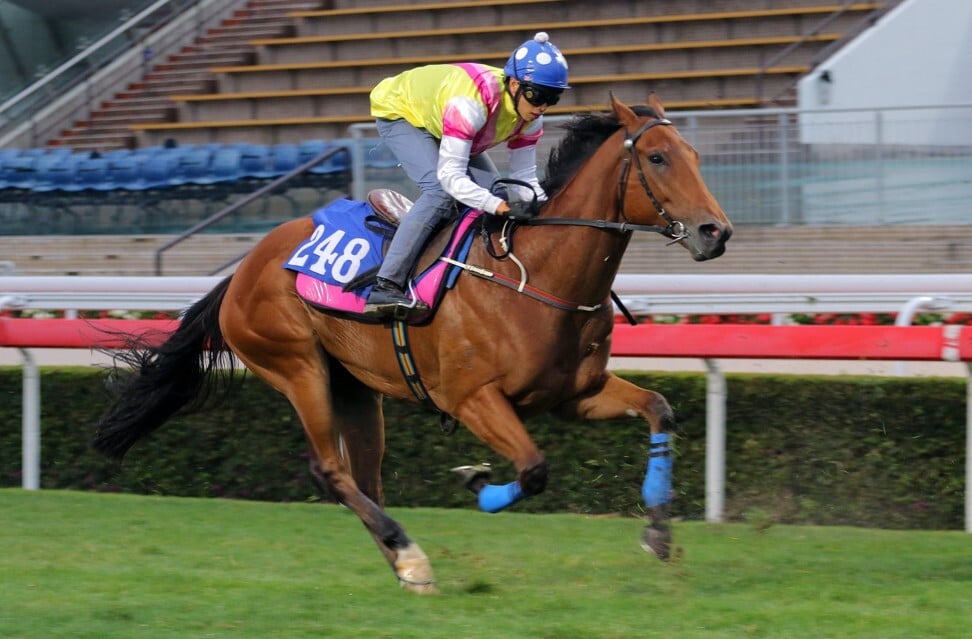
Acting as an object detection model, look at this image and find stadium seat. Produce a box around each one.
[297,140,327,164]
[63,156,110,192]
[194,146,243,184]
[237,144,272,178]
[301,140,351,175]
[104,155,142,190]
[169,148,213,186]
[269,143,300,174]
[2,154,38,190]
[138,151,181,190]
[31,153,78,193]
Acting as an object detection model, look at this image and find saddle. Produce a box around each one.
[283,189,482,324]
[367,188,412,226]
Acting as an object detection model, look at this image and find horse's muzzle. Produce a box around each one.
[689,223,732,261]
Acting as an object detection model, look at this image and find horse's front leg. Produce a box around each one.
[556,372,676,560]
[453,385,548,513]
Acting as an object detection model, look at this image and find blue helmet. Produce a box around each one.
[503,32,570,90]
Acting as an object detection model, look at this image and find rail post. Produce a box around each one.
[20,348,40,490]
[705,358,726,523]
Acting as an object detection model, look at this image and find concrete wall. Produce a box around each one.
[0,1,135,101]
[797,0,972,145]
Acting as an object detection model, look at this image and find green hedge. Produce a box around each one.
[0,368,965,529]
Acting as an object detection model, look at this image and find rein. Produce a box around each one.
[522,117,688,244]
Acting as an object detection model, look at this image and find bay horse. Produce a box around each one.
[93,95,731,594]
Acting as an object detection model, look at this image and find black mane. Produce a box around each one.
[540,105,660,197]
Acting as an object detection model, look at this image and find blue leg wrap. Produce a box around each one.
[478,481,525,513]
[642,433,673,508]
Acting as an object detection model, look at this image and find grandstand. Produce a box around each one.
[2,0,943,277]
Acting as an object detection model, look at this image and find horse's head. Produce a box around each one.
[611,94,732,261]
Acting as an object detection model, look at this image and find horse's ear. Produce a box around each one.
[610,92,639,127]
[647,93,666,118]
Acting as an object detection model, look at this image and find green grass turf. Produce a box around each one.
[1,489,969,638]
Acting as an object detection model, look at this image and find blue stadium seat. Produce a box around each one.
[307,140,351,175]
[138,151,180,190]
[0,152,21,189]
[31,153,78,192]
[1,154,38,190]
[298,140,327,165]
[63,156,110,191]
[43,147,73,158]
[104,155,142,190]
[194,146,243,184]
[169,148,213,186]
[270,144,300,174]
[237,144,272,178]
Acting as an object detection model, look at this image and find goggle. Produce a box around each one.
[520,82,562,107]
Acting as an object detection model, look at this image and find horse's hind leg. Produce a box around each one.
[322,370,441,589]
[556,372,677,561]
[250,350,434,592]
[330,362,386,506]
[219,322,435,592]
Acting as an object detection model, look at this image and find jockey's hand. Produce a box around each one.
[505,201,538,221]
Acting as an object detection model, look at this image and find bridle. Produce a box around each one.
[457,116,691,315]
[522,116,689,243]
[617,118,688,243]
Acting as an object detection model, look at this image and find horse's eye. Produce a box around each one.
[648,153,665,165]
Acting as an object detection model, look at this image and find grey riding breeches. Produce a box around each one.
[373,117,502,286]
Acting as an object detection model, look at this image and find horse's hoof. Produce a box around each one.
[399,578,440,595]
[450,463,492,492]
[395,543,438,595]
[640,524,671,561]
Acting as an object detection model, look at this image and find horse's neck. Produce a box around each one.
[519,161,628,301]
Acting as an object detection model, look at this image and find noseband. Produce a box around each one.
[520,116,688,242]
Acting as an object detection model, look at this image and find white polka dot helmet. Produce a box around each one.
[503,32,570,89]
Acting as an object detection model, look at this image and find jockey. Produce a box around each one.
[363,32,570,320]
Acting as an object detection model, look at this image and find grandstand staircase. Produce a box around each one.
[47,0,328,152]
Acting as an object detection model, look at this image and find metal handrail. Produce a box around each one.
[154,145,352,275]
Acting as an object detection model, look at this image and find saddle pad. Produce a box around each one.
[284,197,482,319]
[284,198,386,287]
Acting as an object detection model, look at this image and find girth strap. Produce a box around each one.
[390,321,459,434]
[391,321,430,403]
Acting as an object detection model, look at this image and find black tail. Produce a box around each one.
[92,275,236,461]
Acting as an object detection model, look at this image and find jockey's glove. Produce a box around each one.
[506,201,538,221]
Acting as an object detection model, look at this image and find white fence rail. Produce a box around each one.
[2,275,970,533]
[6,274,972,314]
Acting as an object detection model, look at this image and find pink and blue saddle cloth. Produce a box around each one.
[283,191,481,323]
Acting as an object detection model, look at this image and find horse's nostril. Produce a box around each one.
[700,224,727,243]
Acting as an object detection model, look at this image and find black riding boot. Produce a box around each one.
[363,278,429,320]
